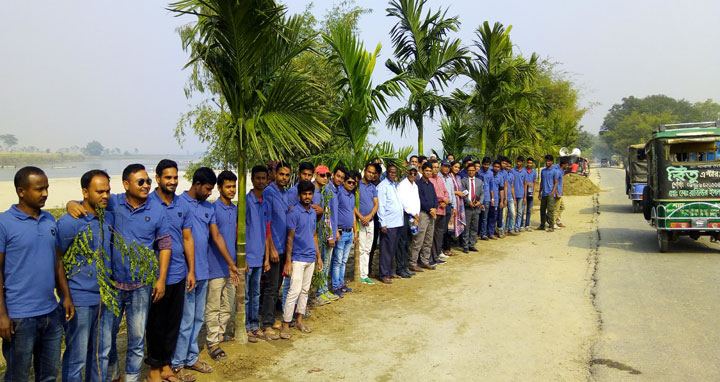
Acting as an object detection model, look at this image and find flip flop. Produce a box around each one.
[171,367,196,382]
[162,373,181,382]
[208,346,227,361]
[280,327,291,339]
[246,330,258,343]
[187,361,213,374]
[295,322,312,334]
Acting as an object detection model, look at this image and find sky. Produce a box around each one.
[1,0,718,156]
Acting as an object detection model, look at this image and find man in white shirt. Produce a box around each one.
[396,165,420,278]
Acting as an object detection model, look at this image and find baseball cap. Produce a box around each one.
[407,165,418,172]
[315,165,330,174]
[441,159,452,166]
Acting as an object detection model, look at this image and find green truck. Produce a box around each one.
[642,121,720,252]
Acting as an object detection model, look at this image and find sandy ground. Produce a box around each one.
[189,188,601,381]
[0,172,195,211]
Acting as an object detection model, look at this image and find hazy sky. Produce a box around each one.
[1,1,718,155]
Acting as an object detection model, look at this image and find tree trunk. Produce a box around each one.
[353,196,360,281]
[417,117,424,156]
[235,145,247,342]
[480,122,488,158]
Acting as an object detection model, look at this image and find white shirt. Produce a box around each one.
[397,177,420,216]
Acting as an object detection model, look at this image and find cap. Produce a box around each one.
[441,159,452,166]
[407,165,418,172]
[315,165,330,174]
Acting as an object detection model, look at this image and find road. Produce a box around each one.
[591,167,720,380]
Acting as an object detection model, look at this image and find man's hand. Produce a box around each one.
[381,226,388,234]
[335,232,341,243]
[63,297,75,322]
[430,208,437,219]
[328,237,336,248]
[316,257,324,271]
[263,260,270,272]
[67,201,86,219]
[245,262,250,273]
[152,280,166,303]
[452,210,457,219]
[186,271,196,291]
[269,246,280,263]
[481,204,486,211]
[311,204,323,215]
[283,262,293,277]
[0,313,13,342]
[229,265,241,286]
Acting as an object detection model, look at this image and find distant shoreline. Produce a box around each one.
[0,152,84,167]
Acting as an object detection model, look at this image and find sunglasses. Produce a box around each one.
[136,178,152,187]
[317,173,330,178]
[346,180,357,185]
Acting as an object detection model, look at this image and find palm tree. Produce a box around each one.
[169,0,331,255]
[385,0,468,155]
[457,21,540,157]
[439,110,473,158]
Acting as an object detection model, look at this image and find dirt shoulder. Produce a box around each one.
[196,191,601,382]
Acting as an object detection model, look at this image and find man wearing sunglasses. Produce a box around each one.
[312,165,345,305]
[331,174,357,297]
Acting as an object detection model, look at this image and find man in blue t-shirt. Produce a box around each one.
[280,181,322,340]
[244,166,271,343]
[554,158,570,229]
[205,170,239,359]
[57,170,113,382]
[0,167,74,382]
[523,158,538,230]
[537,155,560,232]
[172,167,240,378]
[261,162,290,339]
[331,172,357,296]
[510,156,526,234]
[478,158,493,239]
[355,164,378,284]
[488,161,504,239]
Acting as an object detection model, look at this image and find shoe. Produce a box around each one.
[446,251,457,256]
[508,231,519,236]
[481,236,489,241]
[408,265,424,272]
[326,292,340,300]
[469,246,479,252]
[361,277,375,285]
[332,288,344,298]
[392,274,402,279]
[435,259,447,265]
[498,233,505,238]
[400,272,412,278]
[547,228,554,232]
[429,260,437,265]
[462,248,469,253]
[341,284,353,293]
[407,270,416,275]
[315,295,331,306]
[420,264,436,270]
[381,277,392,284]
[556,222,565,228]
[536,226,545,231]
[489,235,498,240]
[439,254,449,260]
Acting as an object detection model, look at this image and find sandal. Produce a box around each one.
[271,322,282,330]
[208,345,227,361]
[252,329,267,341]
[171,367,196,382]
[295,322,313,334]
[246,330,258,343]
[280,327,291,339]
[161,373,181,382]
[222,334,235,343]
[263,328,280,341]
[186,361,213,374]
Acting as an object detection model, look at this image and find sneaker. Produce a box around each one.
[435,259,447,265]
[363,277,375,285]
[429,260,437,266]
[315,295,331,306]
[341,284,353,293]
[481,236,489,241]
[325,292,340,300]
[332,288,344,298]
[439,254,449,260]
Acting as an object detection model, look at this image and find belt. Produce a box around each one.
[339,228,353,232]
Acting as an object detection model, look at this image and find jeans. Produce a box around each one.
[524,196,534,227]
[62,304,104,382]
[331,230,354,289]
[146,280,185,369]
[488,205,499,236]
[2,309,63,382]
[315,243,333,297]
[505,198,517,232]
[102,286,151,382]
[171,280,208,368]
[514,198,526,231]
[281,275,291,311]
[260,253,283,329]
[480,201,491,237]
[496,206,504,234]
[244,267,262,332]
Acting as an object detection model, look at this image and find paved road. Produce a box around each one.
[592,168,720,380]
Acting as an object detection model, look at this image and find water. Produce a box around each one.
[0,155,200,181]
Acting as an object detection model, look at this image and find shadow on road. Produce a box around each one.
[567,229,720,255]
[599,203,640,215]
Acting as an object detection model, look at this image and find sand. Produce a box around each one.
[563,173,600,196]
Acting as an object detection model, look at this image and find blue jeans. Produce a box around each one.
[171,280,208,368]
[315,243,333,296]
[62,304,105,382]
[488,205,499,236]
[331,230,353,289]
[2,308,63,382]
[514,198,526,231]
[244,267,262,331]
[496,206,504,234]
[102,286,151,382]
[281,275,291,310]
[505,198,517,232]
[480,201,491,237]
[525,196,534,227]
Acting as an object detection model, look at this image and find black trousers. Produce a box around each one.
[379,227,400,279]
[431,214,447,262]
[261,253,285,328]
[442,205,453,251]
[395,214,412,274]
[369,214,380,275]
[145,279,185,368]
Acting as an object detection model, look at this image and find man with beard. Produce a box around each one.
[313,165,345,305]
[376,164,404,283]
[282,162,314,310]
[355,163,378,284]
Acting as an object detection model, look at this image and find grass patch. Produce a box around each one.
[0,152,83,167]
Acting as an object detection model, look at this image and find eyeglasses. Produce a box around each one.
[317,173,330,178]
[136,178,152,187]
[346,180,357,185]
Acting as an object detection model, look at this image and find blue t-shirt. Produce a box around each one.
[286,184,299,208]
[525,169,538,194]
[540,167,561,197]
[263,182,289,254]
[245,191,270,268]
[0,206,58,318]
[107,193,169,284]
[179,192,215,281]
[491,172,504,207]
[482,170,493,202]
[57,212,114,307]
[556,167,565,196]
[286,204,317,263]
[208,199,237,279]
[504,169,515,199]
[148,190,192,285]
[511,168,525,198]
[336,186,355,229]
[357,180,377,217]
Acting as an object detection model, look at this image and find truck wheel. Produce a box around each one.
[632,201,641,213]
[642,187,653,220]
[657,230,670,253]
